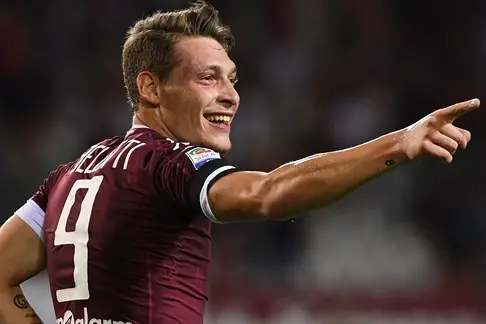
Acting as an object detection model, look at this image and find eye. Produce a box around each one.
[229,77,238,85]
[200,75,216,83]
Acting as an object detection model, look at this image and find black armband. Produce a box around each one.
[189,159,239,218]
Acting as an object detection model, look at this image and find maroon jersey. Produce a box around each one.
[18,125,237,324]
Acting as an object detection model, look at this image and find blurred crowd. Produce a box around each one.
[1,0,486,322]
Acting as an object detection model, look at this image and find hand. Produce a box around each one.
[400,98,480,163]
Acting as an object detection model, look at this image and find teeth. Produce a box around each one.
[205,115,231,123]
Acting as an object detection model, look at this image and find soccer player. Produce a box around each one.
[0,1,480,323]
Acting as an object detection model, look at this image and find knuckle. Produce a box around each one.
[432,108,444,116]
[425,129,438,140]
[446,141,458,153]
[426,116,438,127]
[422,139,432,151]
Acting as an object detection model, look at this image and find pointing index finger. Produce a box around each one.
[438,98,480,122]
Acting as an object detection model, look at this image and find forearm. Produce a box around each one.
[0,286,42,324]
[211,98,479,223]
[258,130,407,219]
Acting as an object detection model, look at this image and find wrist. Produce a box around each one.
[381,129,410,166]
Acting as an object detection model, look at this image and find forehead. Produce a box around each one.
[175,36,236,74]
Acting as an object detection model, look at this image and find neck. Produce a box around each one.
[132,112,176,140]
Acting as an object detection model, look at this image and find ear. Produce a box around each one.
[136,71,160,107]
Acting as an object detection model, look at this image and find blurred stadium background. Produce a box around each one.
[2,0,486,323]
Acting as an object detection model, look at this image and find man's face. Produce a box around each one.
[157,36,239,154]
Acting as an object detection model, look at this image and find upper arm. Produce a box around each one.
[207,170,270,223]
[156,145,241,223]
[0,165,67,286]
[0,216,46,287]
[155,143,277,223]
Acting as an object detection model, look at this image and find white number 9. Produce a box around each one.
[54,175,103,303]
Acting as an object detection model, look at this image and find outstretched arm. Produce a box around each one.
[0,216,45,324]
[208,98,479,222]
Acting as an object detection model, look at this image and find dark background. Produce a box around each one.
[2,0,486,322]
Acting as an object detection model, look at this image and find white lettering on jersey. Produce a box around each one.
[71,145,98,174]
[112,139,143,168]
[57,308,132,324]
[165,137,191,151]
[72,140,146,174]
[90,140,129,172]
[84,146,110,173]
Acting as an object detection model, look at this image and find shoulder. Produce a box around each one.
[126,127,224,170]
[45,162,76,187]
[152,141,223,172]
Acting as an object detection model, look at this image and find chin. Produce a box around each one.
[202,137,231,155]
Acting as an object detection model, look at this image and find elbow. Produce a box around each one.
[258,202,292,222]
[0,262,9,285]
[253,177,292,222]
[0,267,17,288]
[0,269,13,289]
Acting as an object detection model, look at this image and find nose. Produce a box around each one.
[217,82,239,109]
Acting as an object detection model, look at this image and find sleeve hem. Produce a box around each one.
[15,199,45,242]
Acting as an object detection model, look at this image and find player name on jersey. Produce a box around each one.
[71,139,146,174]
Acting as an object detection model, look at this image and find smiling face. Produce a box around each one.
[152,36,240,154]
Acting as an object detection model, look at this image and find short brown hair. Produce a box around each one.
[122,0,235,111]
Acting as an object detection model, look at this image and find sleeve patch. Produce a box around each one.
[185,147,221,170]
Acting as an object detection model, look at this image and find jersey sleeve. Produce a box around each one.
[15,163,71,241]
[156,145,238,223]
